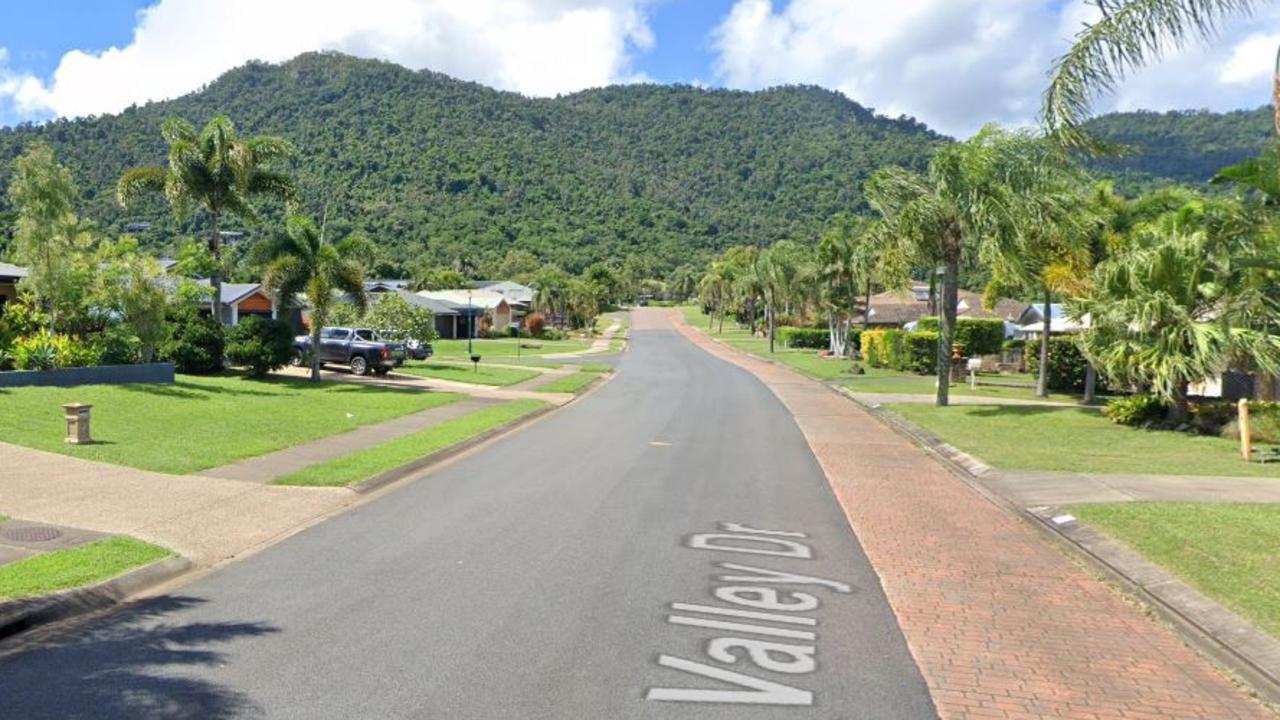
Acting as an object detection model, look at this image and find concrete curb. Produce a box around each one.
[843,393,1280,708]
[350,368,618,494]
[0,555,191,641]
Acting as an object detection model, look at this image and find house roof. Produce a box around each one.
[392,289,465,316]
[365,279,411,292]
[418,289,510,310]
[0,262,30,280]
[852,283,1033,327]
[196,279,267,306]
[470,280,535,304]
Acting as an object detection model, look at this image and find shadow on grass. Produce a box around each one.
[0,595,278,719]
[964,404,1098,419]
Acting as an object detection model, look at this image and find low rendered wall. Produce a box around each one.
[0,363,175,388]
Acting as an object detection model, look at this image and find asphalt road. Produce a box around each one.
[0,311,936,719]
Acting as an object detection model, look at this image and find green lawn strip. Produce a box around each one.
[534,370,603,394]
[579,363,611,373]
[397,362,540,387]
[0,374,461,474]
[1072,502,1280,637]
[431,338,592,360]
[843,368,1083,403]
[274,399,549,487]
[888,403,1280,477]
[0,536,172,601]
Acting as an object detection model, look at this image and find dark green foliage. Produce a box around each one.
[225,316,294,377]
[780,327,828,349]
[916,317,1004,356]
[861,329,936,373]
[162,312,225,374]
[0,53,941,276]
[1026,336,1090,393]
[1103,394,1168,426]
[95,326,143,365]
[1084,107,1273,194]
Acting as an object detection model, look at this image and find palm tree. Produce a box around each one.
[866,126,1075,406]
[263,216,366,382]
[118,116,296,322]
[816,215,867,357]
[698,263,732,332]
[757,241,811,353]
[1074,219,1280,423]
[1043,0,1265,150]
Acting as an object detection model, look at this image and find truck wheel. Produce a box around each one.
[350,355,369,376]
[289,351,304,367]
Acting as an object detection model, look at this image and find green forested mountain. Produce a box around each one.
[1083,106,1274,193]
[0,52,942,276]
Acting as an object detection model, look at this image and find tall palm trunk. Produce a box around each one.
[718,305,725,333]
[309,319,322,382]
[1082,363,1098,405]
[1036,289,1052,398]
[209,211,223,324]
[936,258,959,407]
[864,276,872,331]
[1166,382,1191,426]
[767,304,776,353]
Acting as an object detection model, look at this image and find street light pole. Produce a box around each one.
[467,288,473,356]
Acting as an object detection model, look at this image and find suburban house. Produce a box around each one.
[854,283,1036,335]
[417,289,516,333]
[1018,304,1090,339]
[471,280,536,315]
[0,262,28,315]
[386,289,482,340]
[198,280,281,326]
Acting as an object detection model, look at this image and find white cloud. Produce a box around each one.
[711,0,1280,137]
[0,0,655,120]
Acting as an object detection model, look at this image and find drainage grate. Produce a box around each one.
[2,526,63,542]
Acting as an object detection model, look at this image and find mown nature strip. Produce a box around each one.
[0,374,460,474]
[0,536,172,600]
[430,338,592,361]
[889,403,1278,478]
[397,362,540,387]
[534,370,606,395]
[1073,502,1280,638]
[274,399,549,487]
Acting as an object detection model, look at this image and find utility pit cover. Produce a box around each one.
[2,526,64,542]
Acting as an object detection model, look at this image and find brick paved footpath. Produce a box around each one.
[660,309,1274,720]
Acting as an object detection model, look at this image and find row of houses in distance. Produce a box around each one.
[0,259,537,340]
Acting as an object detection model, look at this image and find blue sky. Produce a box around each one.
[0,1,1275,136]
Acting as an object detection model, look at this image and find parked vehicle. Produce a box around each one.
[404,339,434,361]
[292,327,407,376]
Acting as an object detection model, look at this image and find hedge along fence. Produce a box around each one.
[915,317,1005,356]
[1026,336,1091,392]
[861,329,937,374]
[780,326,862,352]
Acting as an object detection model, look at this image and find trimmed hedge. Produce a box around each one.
[780,327,828,349]
[226,316,295,378]
[862,329,937,373]
[1026,336,1090,392]
[916,317,1005,356]
[161,312,225,374]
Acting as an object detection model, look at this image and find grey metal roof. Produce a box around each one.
[0,262,30,279]
[196,279,265,305]
[394,289,463,315]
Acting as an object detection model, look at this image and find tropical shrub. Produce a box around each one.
[56,335,100,368]
[526,313,546,337]
[12,332,58,370]
[1103,394,1168,426]
[780,327,828,349]
[1195,401,1280,444]
[95,326,143,365]
[916,317,1004,356]
[1027,336,1090,392]
[162,312,225,374]
[225,316,294,378]
[861,329,935,373]
[903,331,938,373]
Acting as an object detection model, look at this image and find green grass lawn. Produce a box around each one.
[1073,502,1280,637]
[579,363,611,373]
[0,536,172,600]
[431,338,591,360]
[535,369,606,394]
[397,361,540,387]
[889,403,1280,477]
[275,399,548,487]
[0,374,462,474]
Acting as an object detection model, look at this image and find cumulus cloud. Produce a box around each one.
[711,0,1280,137]
[0,0,655,120]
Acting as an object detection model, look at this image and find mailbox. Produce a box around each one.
[62,403,93,445]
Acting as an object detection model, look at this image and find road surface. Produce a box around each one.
[0,310,936,719]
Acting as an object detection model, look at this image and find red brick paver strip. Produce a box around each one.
[659,309,1274,720]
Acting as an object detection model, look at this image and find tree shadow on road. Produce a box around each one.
[0,595,279,719]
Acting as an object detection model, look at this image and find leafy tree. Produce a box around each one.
[413,265,469,291]
[496,249,541,285]
[816,214,878,355]
[94,237,169,362]
[1044,0,1265,150]
[117,115,296,323]
[533,266,572,326]
[363,293,437,347]
[866,126,1073,405]
[756,241,812,353]
[263,215,366,382]
[7,142,93,333]
[698,262,732,332]
[666,264,699,302]
[1074,216,1280,423]
[225,315,295,377]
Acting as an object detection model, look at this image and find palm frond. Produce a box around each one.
[1043,0,1260,152]
[116,166,166,208]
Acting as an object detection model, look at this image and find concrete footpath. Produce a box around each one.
[0,442,352,567]
[668,308,1273,720]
